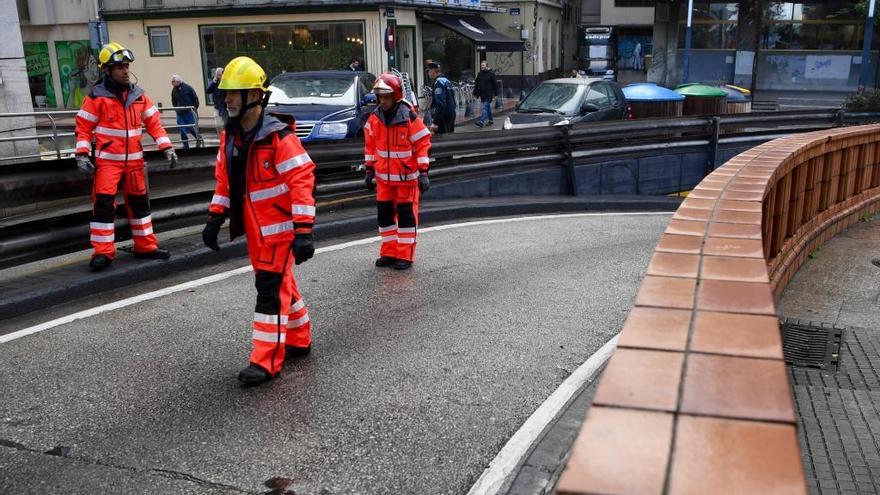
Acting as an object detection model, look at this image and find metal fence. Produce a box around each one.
[0,106,200,163]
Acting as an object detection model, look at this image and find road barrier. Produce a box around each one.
[556,124,880,494]
[1,110,878,267]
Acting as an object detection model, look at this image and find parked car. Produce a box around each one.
[267,71,377,142]
[502,78,628,130]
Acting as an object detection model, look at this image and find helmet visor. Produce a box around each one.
[108,49,134,65]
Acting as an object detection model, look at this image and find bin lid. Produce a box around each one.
[623,83,685,102]
[718,84,751,101]
[674,84,728,97]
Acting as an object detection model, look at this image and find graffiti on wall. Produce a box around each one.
[55,41,100,109]
[24,42,55,107]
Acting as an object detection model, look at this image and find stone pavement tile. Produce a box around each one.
[668,416,806,495]
[555,407,673,495]
[696,279,776,315]
[635,275,696,310]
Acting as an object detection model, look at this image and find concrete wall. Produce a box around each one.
[25,0,95,25]
[428,143,754,201]
[599,0,652,26]
[107,10,385,120]
[0,0,37,162]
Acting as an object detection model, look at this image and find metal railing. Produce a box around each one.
[0,106,200,163]
[2,108,879,268]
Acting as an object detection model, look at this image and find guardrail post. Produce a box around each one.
[835,108,845,127]
[707,116,720,175]
[562,126,577,196]
[48,114,61,160]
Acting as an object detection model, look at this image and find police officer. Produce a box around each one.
[427,62,456,135]
[201,57,316,387]
[74,42,177,271]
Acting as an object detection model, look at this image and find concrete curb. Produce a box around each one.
[0,195,680,322]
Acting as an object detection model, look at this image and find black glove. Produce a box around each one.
[292,233,314,265]
[365,169,376,191]
[202,214,225,251]
[418,172,430,193]
[76,154,95,174]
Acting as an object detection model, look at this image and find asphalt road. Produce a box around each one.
[0,213,670,495]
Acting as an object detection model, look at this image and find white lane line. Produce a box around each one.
[466,335,620,495]
[1,212,670,344]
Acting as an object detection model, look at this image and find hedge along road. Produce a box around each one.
[0,213,670,495]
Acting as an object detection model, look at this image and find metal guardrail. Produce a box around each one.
[1,109,879,268]
[0,106,200,163]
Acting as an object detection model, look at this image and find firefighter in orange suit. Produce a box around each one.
[201,57,316,387]
[364,73,432,270]
[75,42,178,271]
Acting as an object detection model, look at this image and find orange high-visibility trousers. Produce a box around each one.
[90,164,158,259]
[376,180,420,262]
[244,207,311,376]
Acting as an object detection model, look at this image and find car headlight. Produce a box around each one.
[317,122,349,136]
[503,117,513,130]
[554,119,571,126]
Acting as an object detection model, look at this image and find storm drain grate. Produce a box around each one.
[781,318,844,371]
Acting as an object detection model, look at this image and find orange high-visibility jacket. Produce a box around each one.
[75,81,172,167]
[209,115,316,244]
[364,102,431,183]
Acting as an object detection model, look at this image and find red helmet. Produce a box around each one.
[372,72,404,101]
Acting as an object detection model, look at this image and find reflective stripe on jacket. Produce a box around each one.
[74,80,172,167]
[363,102,431,183]
[209,115,316,245]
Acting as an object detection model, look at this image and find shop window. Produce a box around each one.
[148,26,173,56]
[615,0,652,6]
[199,21,366,83]
[422,21,475,82]
[680,2,739,21]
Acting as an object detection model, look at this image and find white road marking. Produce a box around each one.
[466,335,620,495]
[1,212,669,345]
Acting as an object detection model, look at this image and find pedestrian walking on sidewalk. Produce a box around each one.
[363,72,432,270]
[473,61,499,128]
[74,42,177,272]
[427,62,456,135]
[201,57,316,387]
[206,67,228,137]
[170,75,202,148]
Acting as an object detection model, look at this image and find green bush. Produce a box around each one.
[843,89,880,111]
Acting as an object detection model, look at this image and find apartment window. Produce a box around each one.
[148,26,173,56]
[678,2,739,49]
[615,0,653,6]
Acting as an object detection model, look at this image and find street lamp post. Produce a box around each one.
[859,0,877,91]
[683,0,694,83]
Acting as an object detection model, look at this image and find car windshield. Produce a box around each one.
[519,83,586,115]
[269,74,357,106]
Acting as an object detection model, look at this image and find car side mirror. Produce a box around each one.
[582,103,600,114]
[363,94,377,105]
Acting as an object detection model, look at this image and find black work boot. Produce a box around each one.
[89,254,112,272]
[375,256,397,267]
[238,363,273,387]
[134,248,171,260]
[393,259,412,270]
[873,258,880,268]
[285,344,312,361]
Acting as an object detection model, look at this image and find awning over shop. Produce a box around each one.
[422,13,524,52]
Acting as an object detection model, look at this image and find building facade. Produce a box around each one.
[650,1,879,96]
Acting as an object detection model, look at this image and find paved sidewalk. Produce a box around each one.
[778,217,880,495]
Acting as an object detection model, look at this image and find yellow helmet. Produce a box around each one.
[219,57,268,91]
[98,42,134,69]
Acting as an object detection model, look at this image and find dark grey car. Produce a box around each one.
[502,77,628,130]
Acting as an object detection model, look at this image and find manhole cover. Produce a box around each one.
[781,318,844,371]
